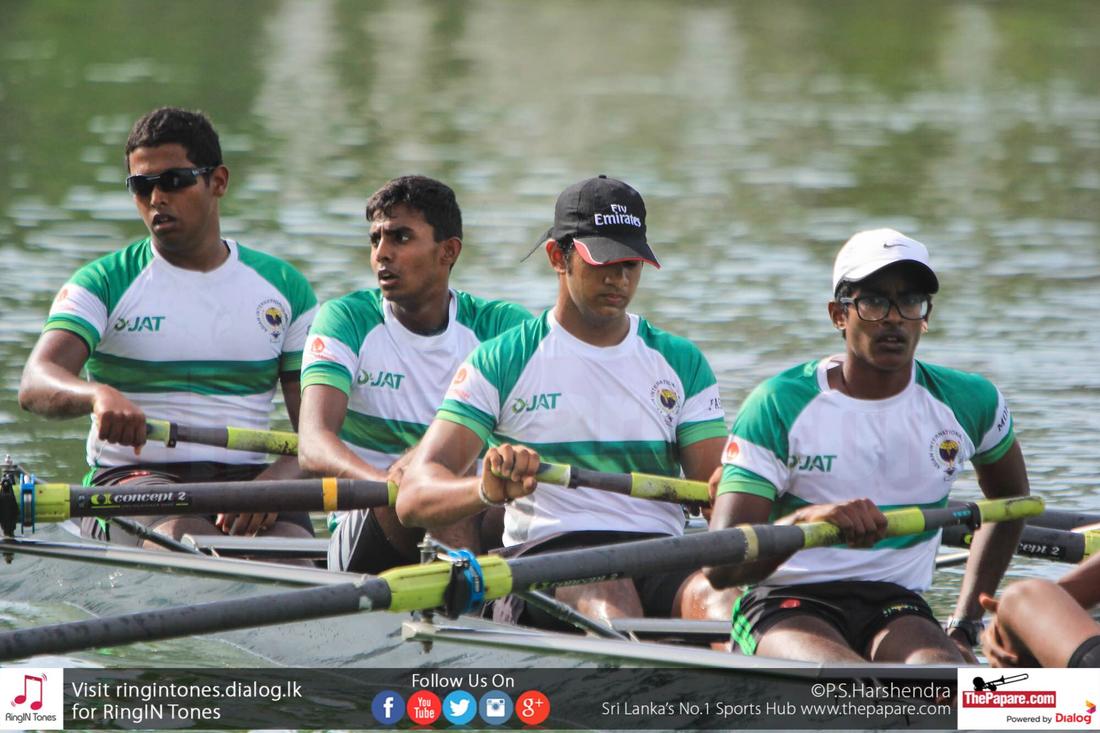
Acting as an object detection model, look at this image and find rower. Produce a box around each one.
[297,176,532,573]
[703,229,1031,663]
[397,175,739,625]
[18,107,318,551]
[980,550,1100,667]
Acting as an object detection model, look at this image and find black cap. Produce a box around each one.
[540,175,660,268]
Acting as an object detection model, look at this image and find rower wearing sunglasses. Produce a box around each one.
[704,229,1031,664]
[19,107,318,551]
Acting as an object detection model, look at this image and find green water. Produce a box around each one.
[1,0,1098,666]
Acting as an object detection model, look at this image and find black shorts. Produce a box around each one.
[327,508,420,574]
[491,531,692,631]
[81,463,314,545]
[1069,635,1100,667]
[730,580,938,656]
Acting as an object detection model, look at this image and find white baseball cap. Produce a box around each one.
[832,228,939,295]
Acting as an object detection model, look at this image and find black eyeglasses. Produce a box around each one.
[125,167,215,197]
[839,294,930,321]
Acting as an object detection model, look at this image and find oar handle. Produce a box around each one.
[798,496,1045,550]
[535,462,710,503]
[146,420,299,456]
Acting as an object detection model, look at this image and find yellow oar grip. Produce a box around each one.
[380,554,512,613]
[630,474,709,503]
[225,426,298,456]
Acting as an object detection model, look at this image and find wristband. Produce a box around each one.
[478,482,508,507]
[945,617,985,647]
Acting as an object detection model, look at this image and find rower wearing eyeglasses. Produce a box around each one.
[19,107,318,550]
[704,228,1031,664]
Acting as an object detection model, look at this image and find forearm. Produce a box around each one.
[703,553,791,589]
[953,518,1026,619]
[254,455,305,481]
[1057,553,1100,609]
[297,430,388,482]
[19,364,100,418]
[395,465,484,530]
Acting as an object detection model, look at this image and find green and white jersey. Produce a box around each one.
[439,311,728,546]
[300,289,532,468]
[45,237,317,468]
[717,356,1015,592]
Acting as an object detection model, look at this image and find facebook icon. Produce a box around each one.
[371,690,405,725]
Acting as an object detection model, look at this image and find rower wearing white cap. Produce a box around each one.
[704,228,1031,664]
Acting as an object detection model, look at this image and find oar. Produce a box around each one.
[146,420,298,456]
[535,462,709,503]
[941,522,1100,564]
[145,420,710,504]
[0,496,1041,661]
[0,536,358,587]
[948,499,1099,533]
[12,477,396,528]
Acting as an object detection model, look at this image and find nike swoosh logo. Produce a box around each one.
[883,242,906,248]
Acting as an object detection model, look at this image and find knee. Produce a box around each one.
[998,579,1055,623]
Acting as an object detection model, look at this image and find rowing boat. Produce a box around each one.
[0,497,1043,674]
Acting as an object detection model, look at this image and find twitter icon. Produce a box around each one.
[443,690,477,725]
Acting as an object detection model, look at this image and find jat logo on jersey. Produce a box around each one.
[357,371,406,389]
[787,453,837,472]
[113,315,166,332]
[511,393,562,413]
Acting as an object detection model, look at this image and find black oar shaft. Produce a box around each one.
[942,523,1090,563]
[43,479,393,521]
[0,580,390,662]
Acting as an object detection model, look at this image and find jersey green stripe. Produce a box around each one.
[677,419,727,447]
[87,352,279,395]
[340,410,427,455]
[716,465,778,500]
[438,403,495,442]
[301,361,353,395]
[44,316,101,351]
[972,430,1015,466]
[501,439,679,475]
[280,351,303,375]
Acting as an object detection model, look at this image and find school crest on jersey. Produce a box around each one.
[928,429,964,480]
[255,299,286,341]
[649,379,681,426]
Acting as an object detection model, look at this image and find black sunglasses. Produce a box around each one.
[125,166,215,197]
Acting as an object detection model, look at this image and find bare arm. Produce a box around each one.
[702,488,782,588]
[19,329,146,448]
[1058,550,1100,609]
[679,436,725,481]
[252,376,308,481]
[950,440,1029,626]
[296,383,386,481]
[396,419,539,530]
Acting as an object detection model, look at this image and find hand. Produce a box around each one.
[979,593,1021,667]
[702,465,723,522]
[481,444,540,504]
[216,512,278,536]
[946,628,981,664]
[92,385,147,453]
[786,498,887,547]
